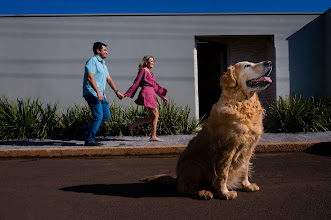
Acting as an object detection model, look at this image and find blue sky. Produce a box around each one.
[0,0,330,15]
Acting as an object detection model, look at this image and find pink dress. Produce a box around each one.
[124,68,167,109]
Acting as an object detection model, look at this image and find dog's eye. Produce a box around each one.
[244,64,251,68]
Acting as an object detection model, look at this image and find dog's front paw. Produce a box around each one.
[218,191,237,200]
[198,190,214,200]
[243,183,260,192]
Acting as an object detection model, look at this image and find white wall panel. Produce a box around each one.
[0,13,323,117]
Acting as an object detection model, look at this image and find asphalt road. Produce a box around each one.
[0,152,330,220]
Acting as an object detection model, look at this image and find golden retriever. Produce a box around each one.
[141,61,272,200]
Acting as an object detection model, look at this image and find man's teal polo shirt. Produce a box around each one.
[82,55,110,97]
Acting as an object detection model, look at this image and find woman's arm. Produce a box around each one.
[124,69,145,98]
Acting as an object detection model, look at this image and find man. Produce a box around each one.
[82,42,124,146]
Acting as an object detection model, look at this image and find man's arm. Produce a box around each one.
[87,72,104,101]
[106,75,124,100]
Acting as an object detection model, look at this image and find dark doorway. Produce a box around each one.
[196,39,227,118]
[196,35,276,119]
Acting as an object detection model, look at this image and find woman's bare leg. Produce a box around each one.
[149,108,163,141]
[128,116,152,136]
[127,107,162,141]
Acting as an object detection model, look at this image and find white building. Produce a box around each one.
[1,9,330,118]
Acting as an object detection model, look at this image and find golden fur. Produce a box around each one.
[141,61,272,200]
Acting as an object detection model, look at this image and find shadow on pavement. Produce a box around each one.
[0,138,129,147]
[0,140,84,147]
[60,183,178,198]
[97,137,134,142]
[304,142,331,157]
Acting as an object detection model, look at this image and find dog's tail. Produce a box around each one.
[139,174,177,187]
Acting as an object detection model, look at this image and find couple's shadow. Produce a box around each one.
[60,182,178,198]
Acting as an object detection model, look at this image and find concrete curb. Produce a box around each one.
[0,141,327,159]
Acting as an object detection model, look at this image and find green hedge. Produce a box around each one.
[266,96,331,133]
[0,96,202,140]
[1,95,330,140]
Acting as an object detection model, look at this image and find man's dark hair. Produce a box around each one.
[93,42,107,55]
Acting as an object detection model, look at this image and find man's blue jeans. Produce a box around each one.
[83,94,111,143]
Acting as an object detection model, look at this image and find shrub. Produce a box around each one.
[58,104,91,138]
[0,96,202,140]
[100,99,203,137]
[0,97,59,139]
[266,96,331,133]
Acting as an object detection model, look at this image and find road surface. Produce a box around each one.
[0,152,329,219]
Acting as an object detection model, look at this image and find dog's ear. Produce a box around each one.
[221,66,237,88]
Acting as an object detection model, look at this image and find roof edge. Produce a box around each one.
[0,12,324,17]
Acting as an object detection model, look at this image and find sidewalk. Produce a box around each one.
[0,132,330,158]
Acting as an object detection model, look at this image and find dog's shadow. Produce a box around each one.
[60,183,179,198]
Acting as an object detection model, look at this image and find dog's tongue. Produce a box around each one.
[252,76,272,83]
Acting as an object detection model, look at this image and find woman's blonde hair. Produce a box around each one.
[138,55,155,69]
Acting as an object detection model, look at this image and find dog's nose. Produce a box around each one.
[265,61,272,66]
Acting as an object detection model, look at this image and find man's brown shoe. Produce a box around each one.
[84,141,103,146]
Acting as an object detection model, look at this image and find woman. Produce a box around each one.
[123,55,168,141]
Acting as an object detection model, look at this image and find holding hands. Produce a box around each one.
[115,91,125,100]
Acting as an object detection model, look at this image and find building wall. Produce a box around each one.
[0,13,322,118]
[287,15,325,98]
[325,9,331,97]
[286,9,331,99]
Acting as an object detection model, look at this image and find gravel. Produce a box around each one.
[0,131,330,150]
